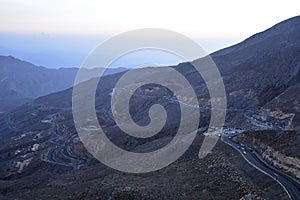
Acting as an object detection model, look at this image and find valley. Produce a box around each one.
[0,16,300,199]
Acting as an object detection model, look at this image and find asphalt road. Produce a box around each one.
[41,113,86,168]
[222,134,300,200]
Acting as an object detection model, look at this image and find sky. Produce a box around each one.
[0,0,299,68]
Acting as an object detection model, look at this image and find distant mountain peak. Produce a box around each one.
[0,56,126,111]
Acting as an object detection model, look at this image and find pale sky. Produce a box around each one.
[0,0,299,67]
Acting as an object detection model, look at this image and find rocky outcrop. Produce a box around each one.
[237,130,300,179]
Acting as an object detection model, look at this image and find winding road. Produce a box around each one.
[221,132,300,200]
[41,113,86,169]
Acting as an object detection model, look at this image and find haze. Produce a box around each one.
[0,0,299,68]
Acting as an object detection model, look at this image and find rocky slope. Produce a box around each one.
[0,16,300,199]
[0,55,126,112]
[0,109,282,199]
[237,130,300,180]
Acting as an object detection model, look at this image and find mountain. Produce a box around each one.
[0,55,126,112]
[33,16,300,129]
[208,15,300,129]
[0,16,300,199]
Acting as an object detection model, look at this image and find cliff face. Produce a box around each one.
[1,16,300,199]
[262,146,300,179]
[237,130,300,179]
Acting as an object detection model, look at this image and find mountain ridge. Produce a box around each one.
[0,16,300,199]
[0,55,126,111]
